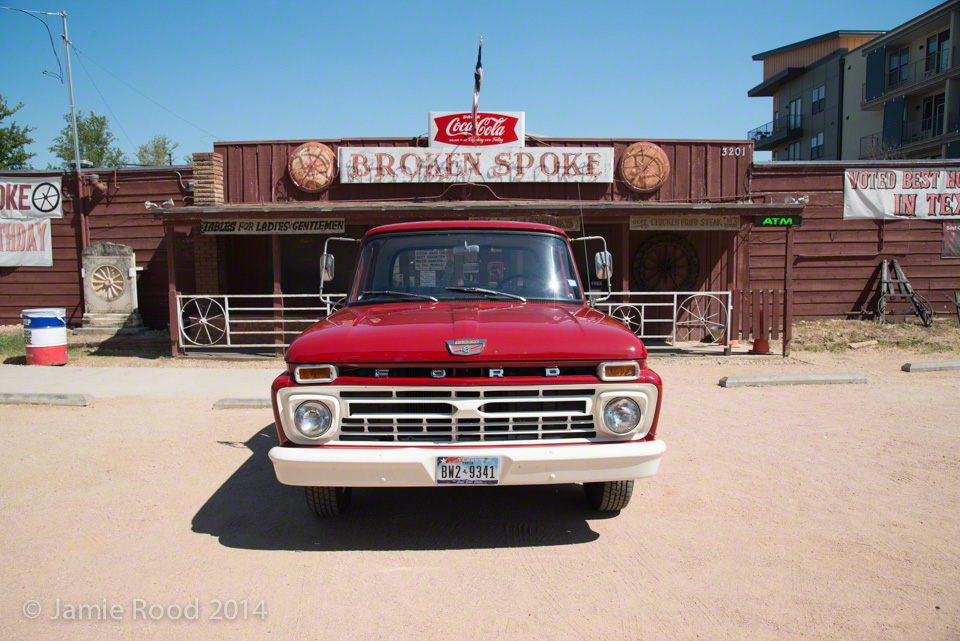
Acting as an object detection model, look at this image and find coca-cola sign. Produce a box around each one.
[429,111,524,149]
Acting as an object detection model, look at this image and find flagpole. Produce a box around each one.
[473,36,482,146]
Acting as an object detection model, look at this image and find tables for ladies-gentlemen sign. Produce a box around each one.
[339,148,614,184]
[844,168,960,220]
[200,219,345,234]
[0,176,62,267]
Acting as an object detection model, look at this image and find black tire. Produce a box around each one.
[305,486,352,517]
[584,480,635,511]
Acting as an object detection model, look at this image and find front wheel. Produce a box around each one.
[584,480,634,511]
[305,486,352,517]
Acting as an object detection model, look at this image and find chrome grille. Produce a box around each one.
[333,387,597,443]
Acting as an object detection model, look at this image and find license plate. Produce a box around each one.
[436,456,500,485]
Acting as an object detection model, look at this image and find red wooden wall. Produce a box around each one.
[214,138,752,206]
[0,168,194,328]
[750,163,960,319]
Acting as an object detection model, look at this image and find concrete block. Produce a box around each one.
[213,398,272,410]
[848,340,879,349]
[900,361,960,372]
[0,393,94,406]
[719,373,867,388]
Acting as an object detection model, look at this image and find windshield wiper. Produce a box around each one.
[361,290,439,302]
[445,287,526,302]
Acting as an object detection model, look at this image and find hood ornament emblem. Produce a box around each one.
[446,338,486,356]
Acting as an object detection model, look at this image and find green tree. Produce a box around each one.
[0,94,36,170]
[136,134,179,166]
[49,110,126,168]
[181,154,193,165]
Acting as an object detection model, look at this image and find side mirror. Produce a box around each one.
[321,254,335,282]
[594,251,613,281]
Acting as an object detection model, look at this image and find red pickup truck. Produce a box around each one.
[268,221,664,516]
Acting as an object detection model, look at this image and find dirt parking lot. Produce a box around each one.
[1,351,958,640]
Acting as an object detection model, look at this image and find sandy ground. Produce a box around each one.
[1,351,958,640]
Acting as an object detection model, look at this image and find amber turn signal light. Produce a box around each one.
[597,361,640,382]
[294,365,338,384]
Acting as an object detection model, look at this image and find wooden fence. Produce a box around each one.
[730,289,792,356]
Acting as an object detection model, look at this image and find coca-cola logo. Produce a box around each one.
[432,112,520,146]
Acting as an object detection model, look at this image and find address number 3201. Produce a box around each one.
[722,146,747,157]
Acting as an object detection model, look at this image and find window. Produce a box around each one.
[350,231,584,304]
[889,47,909,86]
[926,30,950,73]
[921,93,946,136]
[786,141,801,160]
[787,98,802,129]
[811,86,826,114]
[810,132,824,159]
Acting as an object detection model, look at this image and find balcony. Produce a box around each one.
[862,45,959,106]
[747,114,803,152]
[859,112,960,158]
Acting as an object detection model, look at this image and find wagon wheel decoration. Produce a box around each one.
[611,305,644,336]
[675,294,728,345]
[180,296,227,346]
[619,142,670,193]
[288,142,337,192]
[632,234,700,292]
[90,264,126,301]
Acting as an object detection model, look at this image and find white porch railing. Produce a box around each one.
[176,291,733,351]
[590,291,732,349]
[176,293,344,349]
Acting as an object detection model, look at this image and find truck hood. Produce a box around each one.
[285,301,646,363]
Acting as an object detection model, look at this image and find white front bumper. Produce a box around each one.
[268,439,665,487]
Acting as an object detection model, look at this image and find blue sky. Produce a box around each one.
[0,0,932,168]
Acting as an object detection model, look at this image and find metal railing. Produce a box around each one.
[862,45,958,103]
[859,111,960,158]
[747,114,803,144]
[176,290,762,355]
[591,291,733,350]
[176,293,345,349]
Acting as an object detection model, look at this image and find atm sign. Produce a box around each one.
[754,215,802,227]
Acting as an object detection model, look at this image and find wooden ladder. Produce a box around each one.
[878,260,932,327]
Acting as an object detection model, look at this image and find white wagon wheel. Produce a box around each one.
[180,296,226,346]
[675,294,727,345]
[611,305,644,335]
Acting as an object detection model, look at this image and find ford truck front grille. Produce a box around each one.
[332,387,597,443]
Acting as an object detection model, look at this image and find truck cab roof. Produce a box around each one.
[362,220,569,240]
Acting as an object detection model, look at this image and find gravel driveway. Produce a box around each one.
[1,351,958,640]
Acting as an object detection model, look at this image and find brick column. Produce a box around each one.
[193,152,224,294]
[195,235,220,293]
[193,152,224,205]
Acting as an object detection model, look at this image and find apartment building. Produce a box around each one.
[748,31,883,160]
[850,1,960,159]
[750,1,960,160]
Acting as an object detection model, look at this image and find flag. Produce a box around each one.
[473,37,483,141]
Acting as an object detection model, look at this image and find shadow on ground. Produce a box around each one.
[192,425,615,551]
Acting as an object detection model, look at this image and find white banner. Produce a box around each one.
[339,147,614,184]
[844,168,960,220]
[0,176,60,266]
[630,214,741,231]
[0,176,62,220]
[200,219,345,235]
[0,219,52,266]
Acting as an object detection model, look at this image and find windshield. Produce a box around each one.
[348,231,584,304]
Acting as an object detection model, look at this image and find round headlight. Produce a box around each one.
[603,397,641,434]
[294,401,332,438]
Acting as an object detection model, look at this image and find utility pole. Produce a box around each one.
[60,11,82,173]
[0,7,82,172]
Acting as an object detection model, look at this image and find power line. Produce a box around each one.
[70,44,221,141]
[0,6,63,82]
[72,47,136,152]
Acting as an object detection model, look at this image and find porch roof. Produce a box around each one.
[157,200,805,220]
